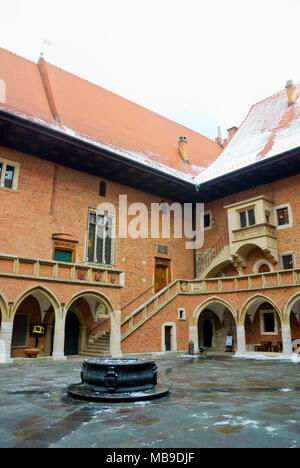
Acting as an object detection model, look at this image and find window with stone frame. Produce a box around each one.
[239,207,256,228]
[86,209,116,265]
[263,312,275,333]
[276,207,289,226]
[0,158,20,191]
[280,253,295,270]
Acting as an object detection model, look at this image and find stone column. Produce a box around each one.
[110,310,122,357]
[45,324,53,356]
[281,323,292,355]
[79,325,87,353]
[0,321,13,362]
[52,313,67,360]
[189,317,199,354]
[236,325,247,353]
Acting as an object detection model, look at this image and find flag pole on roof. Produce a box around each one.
[40,39,52,57]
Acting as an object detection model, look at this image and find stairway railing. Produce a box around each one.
[87,318,110,343]
[198,231,229,275]
[121,285,155,312]
[121,279,183,340]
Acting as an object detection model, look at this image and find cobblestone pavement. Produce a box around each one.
[0,354,299,448]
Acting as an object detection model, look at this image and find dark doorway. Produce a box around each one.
[64,311,80,355]
[203,319,213,347]
[165,326,172,351]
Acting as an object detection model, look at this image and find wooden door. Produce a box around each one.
[155,265,168,293]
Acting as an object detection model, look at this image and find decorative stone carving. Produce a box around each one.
[77,270,86,280]
[111,273,117,284]
[95,272,102,282]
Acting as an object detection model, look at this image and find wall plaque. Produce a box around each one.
[157,245,168,255]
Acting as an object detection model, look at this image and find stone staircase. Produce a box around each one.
[79,331,111,357]
[121,279,183,341]
[195,232,230,278]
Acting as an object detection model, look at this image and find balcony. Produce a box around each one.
[225,196,278,266]
[0,254,125,288]
[231,222,278,264]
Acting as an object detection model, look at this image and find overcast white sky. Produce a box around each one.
[1,0,300,140]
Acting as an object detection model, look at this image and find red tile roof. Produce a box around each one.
[0,47,222,180]
[196,82,300,184]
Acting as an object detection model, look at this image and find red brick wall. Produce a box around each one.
[122,287,300,354]
[0,145,194,310]
[200,174,300,275]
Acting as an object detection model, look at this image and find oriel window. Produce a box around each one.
[239,211,247,228]
[239,208,255,228]
[87,209,115,265]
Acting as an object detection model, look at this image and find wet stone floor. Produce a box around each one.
[0,354,299,448]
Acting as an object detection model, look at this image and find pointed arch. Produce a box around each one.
[64,289,114,321]
[0,291,9,322]
[239,294,282,325]
[11,285,61,320]
[283,292,300,324]
[193,296,237,324]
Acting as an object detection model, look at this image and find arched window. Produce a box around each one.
[258,264,271,273]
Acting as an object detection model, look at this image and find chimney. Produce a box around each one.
[285,80,297,107]
[227,126,238,142]
[177,136,189,164]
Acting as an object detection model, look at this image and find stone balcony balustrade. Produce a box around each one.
[0,254,125,288]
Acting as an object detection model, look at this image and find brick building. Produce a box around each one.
[0,47,299,362]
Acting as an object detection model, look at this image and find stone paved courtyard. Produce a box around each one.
[0,354,299,448]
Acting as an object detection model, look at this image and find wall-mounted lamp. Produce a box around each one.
[211,217,215,225]
[195,184,201,192]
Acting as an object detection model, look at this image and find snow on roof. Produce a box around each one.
[0,103,196,183]
[195,82,300,184]
[0,47,221,183]
[1,47,300,189]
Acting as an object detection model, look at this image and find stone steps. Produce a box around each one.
[80,332,111,358]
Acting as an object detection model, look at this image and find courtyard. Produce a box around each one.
[0,354,299,448]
